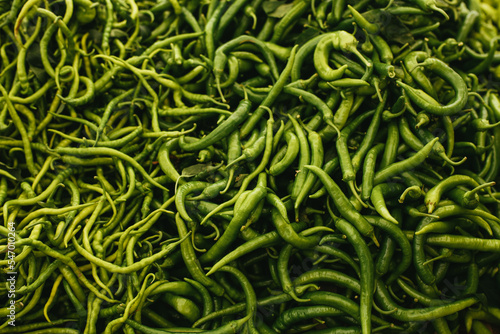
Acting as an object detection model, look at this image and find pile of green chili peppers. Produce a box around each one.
[1,0,500,333]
